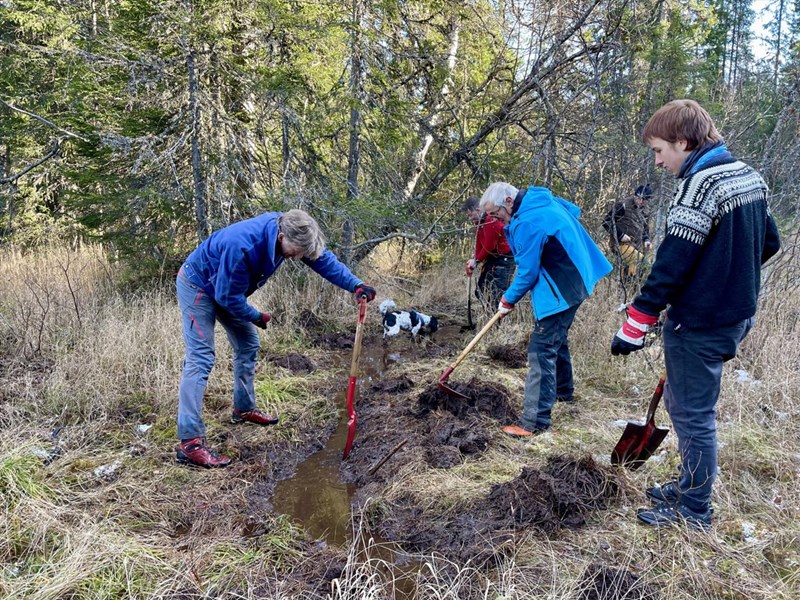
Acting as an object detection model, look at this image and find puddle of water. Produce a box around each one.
[273,325,470,544]
[271,385,356,546]
[272,324,471,593]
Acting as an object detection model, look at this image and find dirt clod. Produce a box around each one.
[265,353,315,373]
[576,563,660,600]
[487,343,527,368]
[370,375,415,394]
[311,332,354,349]
[376,454,621,563]
[415,381,518,423]
[426,446,462,469]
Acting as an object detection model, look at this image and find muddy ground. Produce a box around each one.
[339,372,621,565]
[238,326,636,595]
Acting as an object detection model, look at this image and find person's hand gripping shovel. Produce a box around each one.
[342,297,368,459]
[611,371,669,470]
[438,310,504,399]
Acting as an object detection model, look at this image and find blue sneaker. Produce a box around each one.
[636,502,712,531]
[646,481,680,504]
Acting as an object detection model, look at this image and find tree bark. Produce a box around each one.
[187,46,209,241]
[342,0,363,265]
[401,16,461,203]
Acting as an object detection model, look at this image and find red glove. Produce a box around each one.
[252,313,271,329]
[611,305,658,355]
[354,284,376,303]
[498,296,514,317]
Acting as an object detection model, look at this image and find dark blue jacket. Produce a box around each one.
[634,143,781,327]
[504,187,612,319]
[182,213,362,322]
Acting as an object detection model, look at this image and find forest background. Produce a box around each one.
[2,0,798,270]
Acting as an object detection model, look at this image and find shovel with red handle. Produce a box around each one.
[438,310,504,399]
[611,371,669,470]
[342,298,368,460]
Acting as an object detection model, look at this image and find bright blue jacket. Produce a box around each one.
[503,187,612,320]
[182,213,362,322]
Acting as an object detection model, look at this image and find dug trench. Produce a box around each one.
[243,323,636,592]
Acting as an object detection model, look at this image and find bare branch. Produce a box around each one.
[0,139,63,184]
[1,99,90,142]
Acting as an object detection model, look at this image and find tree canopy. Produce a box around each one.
[1,0,798,273]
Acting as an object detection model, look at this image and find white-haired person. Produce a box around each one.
[480,182,612,436]
[175,209,376,468]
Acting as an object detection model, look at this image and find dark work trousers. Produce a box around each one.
[662,316,754,513]
[476,254,515,308]
[520,303,581,432]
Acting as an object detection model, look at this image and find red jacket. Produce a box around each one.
[475,215,511,261]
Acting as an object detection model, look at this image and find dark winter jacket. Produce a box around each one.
[603,196,651,250]
[182,213,362,323]
[503,187,612,320]
[633,143,781,328]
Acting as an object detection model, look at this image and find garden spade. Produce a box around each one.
[438,310,503,399]
[342,297,368,460]
[611,371,669,470]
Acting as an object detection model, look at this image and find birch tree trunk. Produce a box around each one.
[401,16,461,203]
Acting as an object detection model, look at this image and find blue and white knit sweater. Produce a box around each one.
[633,143,781,328]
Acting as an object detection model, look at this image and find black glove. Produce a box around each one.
[252,312,271,329]
[611,306,658,356]
[354,284,376,303]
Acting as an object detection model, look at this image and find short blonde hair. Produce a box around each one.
[641,99,722,151]
[278,209,326,260]
[480,182,519,212]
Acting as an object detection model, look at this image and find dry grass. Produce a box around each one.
[1,244,798,599]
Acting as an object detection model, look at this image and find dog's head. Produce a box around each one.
[379,299,397,316]
[427,316,439,333]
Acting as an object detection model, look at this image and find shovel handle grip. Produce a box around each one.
[645,370,667,423]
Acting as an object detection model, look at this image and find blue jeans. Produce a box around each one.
[520,303,580,431]
[176,267,261,440]
[662,316,753,512]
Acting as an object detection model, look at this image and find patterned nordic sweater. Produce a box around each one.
[633,145,781,328]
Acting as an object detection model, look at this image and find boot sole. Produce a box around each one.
[230,417,279,426]
[176,455,231,468]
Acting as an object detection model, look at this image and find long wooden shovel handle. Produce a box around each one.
[349,299,368,377]
[447,310,504,372]
[645,370,667,423]
[343,298,367,460]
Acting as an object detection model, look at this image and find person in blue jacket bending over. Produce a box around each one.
[175,209,376,468]
[480,182,612,437]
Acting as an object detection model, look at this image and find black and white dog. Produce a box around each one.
[379,299,439,340]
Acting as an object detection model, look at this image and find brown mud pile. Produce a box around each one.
[340,379,517,485]
[311,332,355,349]
[576,563,660,600]
[265,353,316,373]
[375,455,620,564]
[335,372,619,564]
[487,343,527,368]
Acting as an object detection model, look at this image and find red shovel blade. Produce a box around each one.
[437,366,469,399]
[611,419,669,470]
[611,372,669,470]
[342,299,367,460]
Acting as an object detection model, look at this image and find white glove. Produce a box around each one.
[498,296,514,316]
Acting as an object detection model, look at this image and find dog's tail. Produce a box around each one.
[379,299,397,315]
